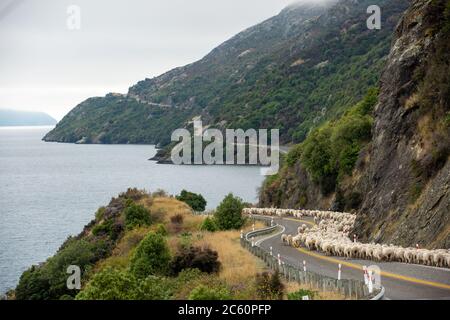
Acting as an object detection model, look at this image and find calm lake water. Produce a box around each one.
[0,126,264,294]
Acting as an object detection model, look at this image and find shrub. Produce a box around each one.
[255,272,284,300]
[200,217,218,232]
[152,189,168,197]
[136,276,175,300]
[170,246,221,275]
[287,289,317,300]
[176,190,207,212]
[170,213,184,233]
[130,232,171,279]
[15,239,109,300]
[188,284,231,300]
[124,201,151,230]
[170,213,184,225]
[92,218,123,241]
[119,188,148,201]
[214,193,245,230]
[76,267,140,300]
[155,223,168,236]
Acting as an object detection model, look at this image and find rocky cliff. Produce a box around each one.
[353,0,450,248]
[260,0,450,248]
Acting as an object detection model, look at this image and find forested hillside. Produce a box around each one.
[43,0,408,146]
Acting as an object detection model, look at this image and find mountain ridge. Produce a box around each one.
[0,109,57,127]
[43,0,408,147]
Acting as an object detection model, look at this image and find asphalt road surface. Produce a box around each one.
[253,215,450,300]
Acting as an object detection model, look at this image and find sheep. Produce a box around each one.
[281,234,288,245]
[286,234,293,246]
[242,206,449,268]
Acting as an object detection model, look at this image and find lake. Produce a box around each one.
[0,126,264,294]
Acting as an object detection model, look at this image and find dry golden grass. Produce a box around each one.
[146,197,193,219]
[193,230,266,287]
[404,93,419,110]
[284,281,346,300]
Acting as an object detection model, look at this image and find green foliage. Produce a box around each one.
[137,276,175,300]
[176,190,207,212]
[214,193,245,230]
[170,246,221,276]
[255,272,284,300]
[287,289,318,300]
[124,200,152,230]
[76,267,140,300]
[155,223,168,236]
[200,217,218,232]
[15,239,109,300]
[130,232,171,279]
[188,284,232,300]
[283,89,377,195]
[44,1,407,149]
[92,218,123,241]
[285,144,302,167]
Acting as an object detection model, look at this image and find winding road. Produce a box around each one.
[254,215,450,300]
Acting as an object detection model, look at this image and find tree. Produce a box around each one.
[76,267,139,300]
[130,232,171,279]
[176,190,207,212]
[214,193,245,230]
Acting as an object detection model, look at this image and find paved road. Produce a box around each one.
[254,215,450,300]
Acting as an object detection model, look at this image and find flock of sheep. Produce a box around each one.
[242,208,450,269]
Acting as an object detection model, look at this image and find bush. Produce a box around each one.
[76,267,139,300]
[124,200,152,230]
[92,218,124,241]
[170,213,184,233]
[255,272,284,300]
[119,188,148,201]
[152,189,168,197]
[287,289,317,300]
[200,217,218,232]
[15,239,110,300]
[170,213,184,225]
[136,276,175,300]
[170,246,221,275]
[176,190,207,212]
[214,193,245,230]
[155,223,168,236]
[130,232,171,279]
[188,284,231,300]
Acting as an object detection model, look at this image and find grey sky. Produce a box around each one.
[0,0,308,120]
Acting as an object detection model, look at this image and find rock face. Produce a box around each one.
[260,0,450,248]
[353,0,450,248]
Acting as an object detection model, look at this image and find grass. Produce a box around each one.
[91,194,346,300]
[284,282,346,300]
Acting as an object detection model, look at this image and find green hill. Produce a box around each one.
[43,0,408,146]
